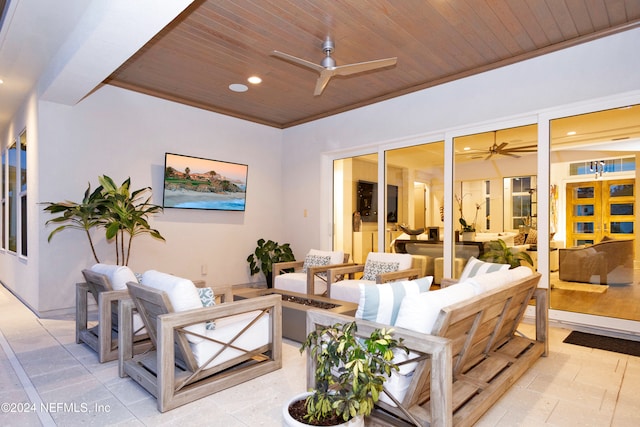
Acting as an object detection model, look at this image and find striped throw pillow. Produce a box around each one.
[458,256,510,282]
[356,276,433,325]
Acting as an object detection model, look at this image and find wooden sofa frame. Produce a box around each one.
[273,253,353,295]
[76,269,151,363]
[118,283,282,412]
[305,273,547,427]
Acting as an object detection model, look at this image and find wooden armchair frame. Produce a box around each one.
[273,253,353,295]
[119,282,282,412]
[306,273,547,426]
[76,269,151,363]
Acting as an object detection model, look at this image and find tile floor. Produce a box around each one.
[0,284,639,426]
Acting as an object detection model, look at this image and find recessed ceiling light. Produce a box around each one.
[247,76,262,84]
[567,131,577,136]
[0,78,4,84]
[229,83,248,93]
[463,147,471,151]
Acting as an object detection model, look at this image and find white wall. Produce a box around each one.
[281,28,640,253]
[33,85,283,314]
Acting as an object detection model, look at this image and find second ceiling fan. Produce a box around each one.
[271,38,397,96]
[481,141,538,159]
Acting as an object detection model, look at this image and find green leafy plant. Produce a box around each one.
[297,321,407,424]
[246,238,295,287]
[42,183,106,263]
[42,175,165,265]
[98,175,165,265]
[481,238,533,268]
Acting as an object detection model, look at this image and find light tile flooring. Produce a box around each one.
[1,285,639,427]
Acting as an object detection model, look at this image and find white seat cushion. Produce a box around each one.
[140,270,205,343]
[90,263,137,291]
[395,282,476,334]
[330,280,367,303]
[274,272,328,295]
[190,310,271,369]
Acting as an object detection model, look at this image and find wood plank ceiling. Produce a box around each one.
[105,0,640,129]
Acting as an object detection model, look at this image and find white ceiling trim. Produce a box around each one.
[38,0,195,106]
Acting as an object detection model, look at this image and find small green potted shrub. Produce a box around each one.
[246,238,295,287]
[283,321,407,426]
[481,238,533,268]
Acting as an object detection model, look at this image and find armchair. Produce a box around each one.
[273,249,351,295]
[76,264,150,363]
[119,270,282,412]
[326,252,421,303]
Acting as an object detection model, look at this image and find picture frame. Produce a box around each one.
[428,227,440,241]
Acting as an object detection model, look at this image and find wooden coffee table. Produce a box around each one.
[234,288,357,342]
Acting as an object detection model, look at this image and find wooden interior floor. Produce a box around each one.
[549,268,640,322]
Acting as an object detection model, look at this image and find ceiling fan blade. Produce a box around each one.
[271,50,325,73]
[503,152,521,158]
[314,70,335,96]
[333,57,397,76]
[495,142,508,151]
[504,144,538,153]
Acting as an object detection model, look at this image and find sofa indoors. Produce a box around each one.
[559,237,635,285]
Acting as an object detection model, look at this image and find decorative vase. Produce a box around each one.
[461,231,476,242]
[282,392,365,427]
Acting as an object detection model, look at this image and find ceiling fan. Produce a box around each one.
[481,141,538,159]
[271,38,397,96]
[464,133,538,160]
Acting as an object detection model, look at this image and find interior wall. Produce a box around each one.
[33,85,283,314]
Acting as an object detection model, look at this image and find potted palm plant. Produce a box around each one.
[481,238,533,268]
[42,175,165,265]
[246,238,295,287]
[283,321,406,426]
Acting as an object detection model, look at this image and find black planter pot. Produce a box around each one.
[266,271,273,288]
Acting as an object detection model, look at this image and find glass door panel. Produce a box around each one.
[333,154,379,264]
[385,142,445,281]
[550,104,639,321]
[454,124,538,277]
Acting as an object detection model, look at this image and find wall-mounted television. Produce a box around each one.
[163,153,248,211]
[357,181,398,223]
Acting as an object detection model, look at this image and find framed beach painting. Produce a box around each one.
[162,153,248,211]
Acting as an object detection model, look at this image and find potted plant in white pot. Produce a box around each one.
[283,321,407,426]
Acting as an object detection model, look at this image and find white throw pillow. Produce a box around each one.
[356,276,433,325]
[90,263,137,291]
[140,270,205,343]
[458,256,510,282]
[466,266,533,295]
[395,282,475,334]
